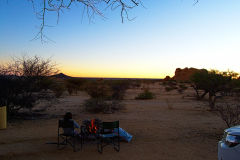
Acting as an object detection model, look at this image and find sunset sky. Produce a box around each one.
[0,0,240,78]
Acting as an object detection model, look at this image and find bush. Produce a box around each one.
[84,80,111,100]
[217,103,240,127]
[110,100,124,111]
[108,80,130,100]
[84,79,130,113]
[177,84,188,94]
[165,86,177,92]
[51,80,65,98]
[178,84,188,90]
[130,80,141,88]
[162,80,177,86]
[84,98,109,113]
[135,89,155,100]
[65,78,86,95]
[84,98,123,113]
[0,56,59,117]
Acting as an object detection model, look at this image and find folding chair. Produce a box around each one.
[97,121,120,153]
[58,119,80,152]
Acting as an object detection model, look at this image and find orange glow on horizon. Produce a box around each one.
[60,68,173,79]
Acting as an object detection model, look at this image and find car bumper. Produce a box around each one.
[218,141,240,160]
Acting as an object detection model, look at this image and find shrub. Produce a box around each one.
[84,80,111,100]
[163,80,177,87]
[130,80,141,88]
[84,98,123,113]
[165,86,177,92]
[65,78,86,95]
[110,100,124,111]
[84,79,129,113]
[217,103,240,127]
[108,80,130,100]
[178,84,188,90]
[84,98,109,113]
[135,89,155,100]
[51,80,65,98]
[177,84,188,94]
[0,56,59,117]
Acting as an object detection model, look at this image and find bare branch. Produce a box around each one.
[193,0,199,6]
[29,0,142,42]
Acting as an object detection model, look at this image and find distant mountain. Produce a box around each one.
[51,73,163,80]
[51,73,71,79]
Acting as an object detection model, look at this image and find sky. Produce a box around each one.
[0,0,240,78]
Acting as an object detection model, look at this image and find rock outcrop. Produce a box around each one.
[172,67,201,82]
[163,76,171,81]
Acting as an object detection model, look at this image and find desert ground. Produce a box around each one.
[0,82,226,160]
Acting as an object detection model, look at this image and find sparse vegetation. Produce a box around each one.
[135,89,155,100]
[84,98,109,113]
[216,103,240,127]
[108,80,131,100]
[177,83,188,94]
[190,70,237,109]
[165,86,177,92]
[51,79,66,98]
[65,78,86,95]
[163,80,178,92]
[0,56,59,118]
[83,79,129,113]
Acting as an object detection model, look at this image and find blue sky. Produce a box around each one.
[0,0,240,78]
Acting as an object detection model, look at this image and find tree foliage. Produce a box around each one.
[0,56,59,117]
[190,69,239,109]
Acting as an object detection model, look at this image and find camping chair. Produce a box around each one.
[58,119,80,151]
[97,121,120,153]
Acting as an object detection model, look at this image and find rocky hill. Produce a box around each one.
[172,67,201,82]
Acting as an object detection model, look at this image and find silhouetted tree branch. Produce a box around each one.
[29,0,142,42]
[0,55,59,117]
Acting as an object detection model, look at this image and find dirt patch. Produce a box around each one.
[0,83,227,160]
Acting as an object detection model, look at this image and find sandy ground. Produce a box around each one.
[0,82,227,160]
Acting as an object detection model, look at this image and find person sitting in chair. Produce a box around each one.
[63,112,80,136]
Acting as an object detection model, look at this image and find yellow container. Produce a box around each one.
[0,106,7,129]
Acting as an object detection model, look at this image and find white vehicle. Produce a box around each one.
[218,125,240,160]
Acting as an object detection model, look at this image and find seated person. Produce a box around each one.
[63,112,80,136]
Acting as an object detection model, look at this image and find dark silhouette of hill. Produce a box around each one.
[51,73,72,79]
[51,73,162,80]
